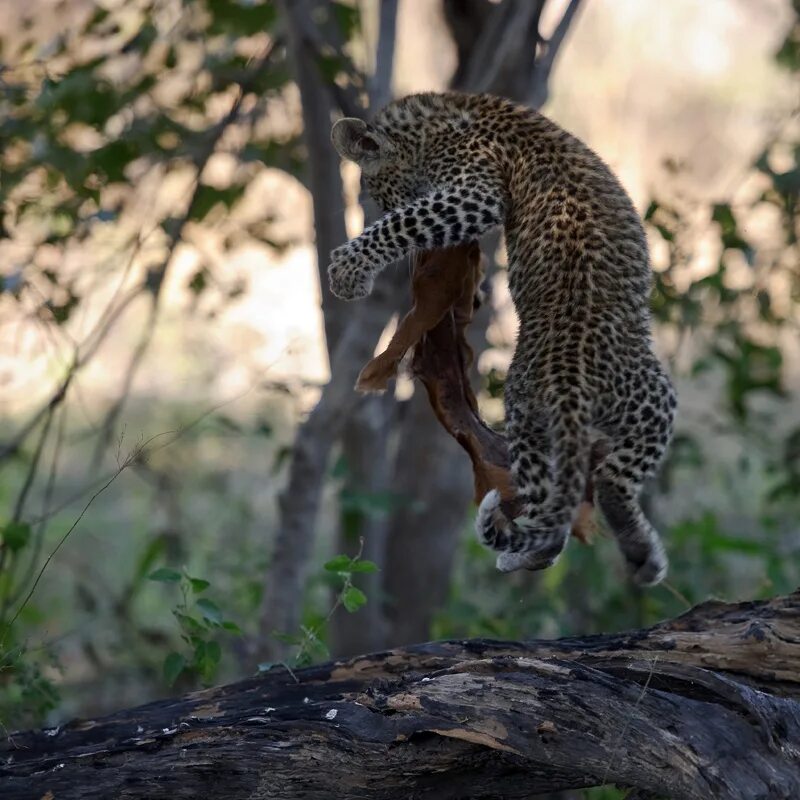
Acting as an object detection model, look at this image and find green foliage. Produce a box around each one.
[0,643,61,730]
[0,0,322,723]
[0,0,297,336]
[0,515,57,715]
[270,550,379,669]
[147,567,241,687]
[206,0,279,37]
[332,455,408,540]
[1,522,32,553]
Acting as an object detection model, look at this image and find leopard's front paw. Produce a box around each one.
[328,245,374,301]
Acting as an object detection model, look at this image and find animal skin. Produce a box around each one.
[330,92,676,584]
[355,243,484,394]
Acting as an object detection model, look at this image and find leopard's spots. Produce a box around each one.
[330,92,677,585]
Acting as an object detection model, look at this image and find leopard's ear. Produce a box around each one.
[331,118,385,174]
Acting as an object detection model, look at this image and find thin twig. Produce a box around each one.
[2,440,148,644]
[8,404,69,609]
[660,579,692,610]
[0,404,58,617]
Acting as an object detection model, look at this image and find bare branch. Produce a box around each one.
[7,404,69,610]
[529,0,584,108]
[368,0,399,110]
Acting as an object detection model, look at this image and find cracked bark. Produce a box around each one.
[6,592,800,800]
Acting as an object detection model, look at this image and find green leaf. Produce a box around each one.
[189,577,210,593]
[206,640,221,665]
[272,445,292,475]
[193,640,206,664]
[132,536,167,585]
[196,598,223,624]
[340,490,400,515]
[329,454,349,479]
[332,1,361,39]
[2,521,31,552]
[711,203,753,258]
[163,652,186,686]
[174,612,207,635]
[48,294,80,324]
[704,532,763,556]
[775,23,800,72]
[342,586,367,613]
[315,52,347,83]
[148,567,182,583]
[198,640,221,680]
[324,555,352,573]
[349,559,379,574]
[222,620,242,635]
[90,139,142,183]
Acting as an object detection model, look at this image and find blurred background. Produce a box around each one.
[0,0,798,779]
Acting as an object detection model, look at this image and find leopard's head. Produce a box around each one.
[331,117,420,211]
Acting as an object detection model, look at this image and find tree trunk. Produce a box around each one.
[6,592,800,799]
[383,391,474,645]
[259,0,401,662]
[329,395,396,656]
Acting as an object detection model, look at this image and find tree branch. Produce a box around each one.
[529,0,584,108]
[368,0,398,110]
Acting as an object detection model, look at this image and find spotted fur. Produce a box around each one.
[329,92,676,585]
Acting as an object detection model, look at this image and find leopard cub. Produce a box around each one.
[329,92,676,585]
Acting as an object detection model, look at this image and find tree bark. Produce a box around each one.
[6,592,800,799]
[257,279,402,659]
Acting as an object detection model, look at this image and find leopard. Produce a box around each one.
[328,91,677,586]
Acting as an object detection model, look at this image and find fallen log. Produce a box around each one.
[3,591,799,799]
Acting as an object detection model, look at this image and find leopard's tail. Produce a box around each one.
[476,408,593,567]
